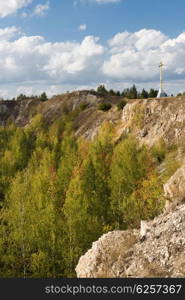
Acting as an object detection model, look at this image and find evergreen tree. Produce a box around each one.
[96,85,108,96]
[141,88,149,99]
[148,88,158,98]
[40,92,48,102]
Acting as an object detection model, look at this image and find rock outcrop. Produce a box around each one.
[121,97,185,147]
[164,164,185,200]
[0,91,122,139]
[2,94,185,144]
[164,164,185,212]
[76,204,185,278]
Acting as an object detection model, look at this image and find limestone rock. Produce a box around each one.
[164,164,185,200]
[121,97,185,147]
[76,204,185,278]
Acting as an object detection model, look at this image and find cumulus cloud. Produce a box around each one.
[32,1,50,16]
[0,29,104,87]
[0,0,32,17]
[0,26,21,41]
[102,29,185,83]
[0,27,185,98]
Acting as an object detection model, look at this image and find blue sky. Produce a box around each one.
[0,0,185,98]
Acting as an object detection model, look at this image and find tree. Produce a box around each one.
[97,85,108,96]
[116,91,121,96]
[63,123,114,275]
[40,92,48,102]
[123,85,138,99]
[141,89,148,99]
[109,89,116,96]
[129,85,138,99]
[148,88,158,98]
[109,136,148,229]
[16,94,27,101]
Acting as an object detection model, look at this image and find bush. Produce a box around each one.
[117,100,127,110]
[98,103,112,111]
[151,138,166,163]
[79,101,88,111]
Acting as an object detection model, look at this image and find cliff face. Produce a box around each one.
[120,97,185,147]
[0,92,123,139]
[2,94,185,146]
[76,204,185,278]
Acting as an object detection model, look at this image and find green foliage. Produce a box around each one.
[122,173,164,228]
[63,122,114,275]
[96,85,108,96]
[79,101,88,111]
[39,92,48,102]
[132,103,145,128]
[98,103,112,111]
[140,88,148,99]
[110,136,165,229]
[16,94,27,101]
[117,100,127,110]
[109,136,149,228]
[151,138,166,163]
[148,88,158,98]
[0,115,168,277]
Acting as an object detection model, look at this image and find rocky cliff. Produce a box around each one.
[120,97,185,147]
[0,91,122,131]
[76,205,185,278]
[1,93,185,146]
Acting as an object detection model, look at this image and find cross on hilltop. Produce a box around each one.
[157,61,167,98]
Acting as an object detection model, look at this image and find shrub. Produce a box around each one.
[79,101,88,111]
[117,100,127,110]
[151,138,166,163]
[131,103,145,128]
[98,103,112,112]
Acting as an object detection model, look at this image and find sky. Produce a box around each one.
[0,0,185,98]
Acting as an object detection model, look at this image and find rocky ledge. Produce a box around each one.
[76,203,185,278]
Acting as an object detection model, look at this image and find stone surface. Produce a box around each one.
[164,164,185,200]
[2,95,185,144]
[121,97,185,147]
[76,204,185,278]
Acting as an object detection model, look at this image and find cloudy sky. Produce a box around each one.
[0,0,185,98]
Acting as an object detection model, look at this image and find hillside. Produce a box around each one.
[1,91,185,145]
[0,91,185,278]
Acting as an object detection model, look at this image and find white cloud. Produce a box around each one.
[32,1,50,17]
[0,26,21,41]
[0,0,32,17]
[102,29,185,83]
[78,24,87,31]
[0,29,104,87]
[1,27,185,98]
